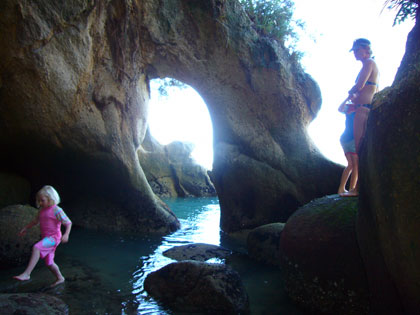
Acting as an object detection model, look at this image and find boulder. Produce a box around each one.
[0,293,68,315]
[163,243,231,261]
[139,131,216,197]
[247,222,284,266]
[144,260,249,314]
[356,13,420,314]
[279,195,369,314]
[0,205,40,268]
[0,173,31,208]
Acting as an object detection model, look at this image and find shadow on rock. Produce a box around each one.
[279,195,370,315]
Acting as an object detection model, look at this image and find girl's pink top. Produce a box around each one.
[39,205,71,239]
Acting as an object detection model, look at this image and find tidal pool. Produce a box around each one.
[0,197,303,314]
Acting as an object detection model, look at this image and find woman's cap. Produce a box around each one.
[350,38,371,52]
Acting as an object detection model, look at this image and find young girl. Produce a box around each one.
[14,185,72,287]
[337,98,358,196]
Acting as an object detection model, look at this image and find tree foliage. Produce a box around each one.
[384,0,419,25]
[239,0,303,46]
[155,78,187,97]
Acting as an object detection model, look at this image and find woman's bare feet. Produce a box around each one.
[50,277,65,287]
[13,273,30,281]
[339,189,359,197]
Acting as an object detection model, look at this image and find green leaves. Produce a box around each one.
[384,0,419,25]
[155,78,187,97]
[239,0,302,46]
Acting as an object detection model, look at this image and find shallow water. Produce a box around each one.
[1,197,304,314]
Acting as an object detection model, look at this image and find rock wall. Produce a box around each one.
[139,130,216,197]
[357,11,420,314]
[0,0,179,234]
[0,0,342,234]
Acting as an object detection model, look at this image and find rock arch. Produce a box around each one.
[141,0,341,232]
[0,0,341,234]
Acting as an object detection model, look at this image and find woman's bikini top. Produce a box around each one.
[365,81,378,86]
[356,73,378,87]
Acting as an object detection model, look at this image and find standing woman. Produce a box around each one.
[348,38,379,154]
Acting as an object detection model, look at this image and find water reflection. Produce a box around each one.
[132,197,220,314]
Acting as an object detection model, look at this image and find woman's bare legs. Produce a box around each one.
[48,263,65,287]
[13,246,40,281]
[340,106,370,197]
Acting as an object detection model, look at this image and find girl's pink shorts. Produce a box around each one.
[34,236,60,266]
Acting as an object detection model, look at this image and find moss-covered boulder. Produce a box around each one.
[144,260,249,314]
[163,243,231,262]
[279,195,369,314]
[247,222,284,266]
[0,205,40,268]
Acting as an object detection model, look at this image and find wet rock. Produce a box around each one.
[0,205,40,268]
[279,195,369,314]
[144,260,249,314]
[163,243,231,261]
[0,293,68,314]
[1,257,132,314]
[139,132,216,197]
[247,223,284,266]
[0,173,31,208]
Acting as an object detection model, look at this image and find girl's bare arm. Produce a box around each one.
[19,214,39,236]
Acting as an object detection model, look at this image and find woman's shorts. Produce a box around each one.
[341,139,356,155]
[34,236,59,266]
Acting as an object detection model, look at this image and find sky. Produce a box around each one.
[148,0,415,169]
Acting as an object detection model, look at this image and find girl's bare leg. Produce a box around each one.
[13,246,40,281]
[349,154,359,191]
[48,263,65,287]
[354,106,370,154]
[338,153,354,194]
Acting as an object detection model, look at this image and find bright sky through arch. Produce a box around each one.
[147,0,415,169]
[148,80,214,170]
[294,0,415,165]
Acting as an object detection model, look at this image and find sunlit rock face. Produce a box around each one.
[0,0,179,234]
[357,13,420,314]
[0,0,341,234]
[141,0,342,232]
[139,131,216,197]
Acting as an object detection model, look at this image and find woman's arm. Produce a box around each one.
[338,95,357,113]
[349,59,375,95]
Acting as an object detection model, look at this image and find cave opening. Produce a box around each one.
[148,78,214,171]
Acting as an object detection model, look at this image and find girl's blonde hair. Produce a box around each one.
[36,185,61,207]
